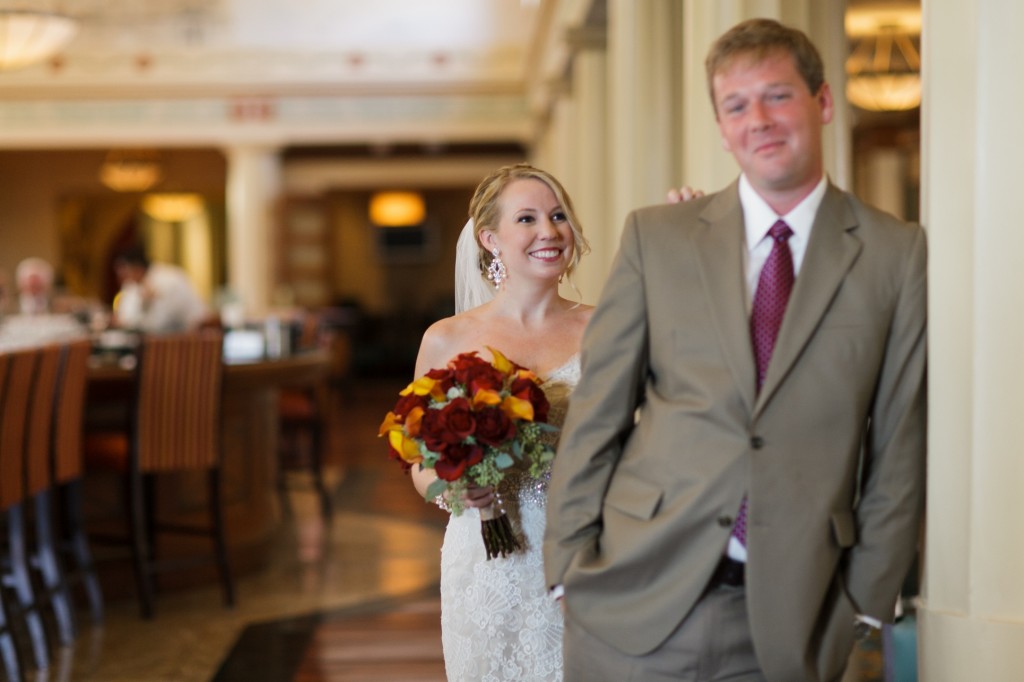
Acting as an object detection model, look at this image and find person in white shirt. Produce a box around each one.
[112,245,210,333]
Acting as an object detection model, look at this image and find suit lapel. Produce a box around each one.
[754,185,862,413]
[693,182,758,414]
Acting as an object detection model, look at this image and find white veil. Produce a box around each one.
[454,218,495,314]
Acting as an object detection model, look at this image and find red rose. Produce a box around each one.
[425,366,455,395]
[419,408,450,452]
[510,377,550,423]
[436,397,476,444]
[474,406,515,446]
[393,392,428,418]
[449,353,503,393]
[434,442,484,481]
[448,351,484,372]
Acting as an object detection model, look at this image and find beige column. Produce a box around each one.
[565,31,609,304]
[607,0,679,236]
[529,18,609,305]
[224,145,282,318]
[919,0,1024,679]
[678,0,850,192]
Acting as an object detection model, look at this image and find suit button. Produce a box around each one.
[717,515,733,527]
[750,436,764,449]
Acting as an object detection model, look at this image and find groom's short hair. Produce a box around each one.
[705,18,825,112]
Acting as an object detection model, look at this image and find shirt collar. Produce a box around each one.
[739,174,828,250]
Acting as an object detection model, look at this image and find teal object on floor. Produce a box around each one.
[883,615,918,682]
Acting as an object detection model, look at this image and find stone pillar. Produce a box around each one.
[918,0,1024,679]
[565,28,609,304]
[224,145,282,318]
[607,0,678,237]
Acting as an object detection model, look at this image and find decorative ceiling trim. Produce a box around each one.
[0,93,533,148]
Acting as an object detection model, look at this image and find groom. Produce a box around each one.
[543,18,926,682]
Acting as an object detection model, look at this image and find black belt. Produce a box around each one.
[708,555,745,588]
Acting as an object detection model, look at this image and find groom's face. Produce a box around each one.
[713,50,833,199]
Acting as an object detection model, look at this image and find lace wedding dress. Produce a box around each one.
[440,354,579,682]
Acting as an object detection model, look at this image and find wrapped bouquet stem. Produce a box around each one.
[479,494,520,559]
[380,347,556,560]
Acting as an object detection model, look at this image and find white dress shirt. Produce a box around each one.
[728,173,828,563]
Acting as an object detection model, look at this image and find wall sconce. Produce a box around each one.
[0,10,78,71]
[369,191,426,227]
[141,193,204,223]
[845,7,921,112]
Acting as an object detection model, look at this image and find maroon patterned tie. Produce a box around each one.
[733,220,794,546]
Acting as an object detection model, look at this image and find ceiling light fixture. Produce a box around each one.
[0,10,78,71]
[845,6,922,113]
[100,149,163,192]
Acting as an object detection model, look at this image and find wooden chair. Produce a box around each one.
[23,343,77,648]
[0,352,25,682]
[83,331,234,619]
[0,347,50,670]
[277,313,333,522]
[51,339,103,625]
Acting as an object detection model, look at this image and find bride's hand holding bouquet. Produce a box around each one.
[379,346,556,559]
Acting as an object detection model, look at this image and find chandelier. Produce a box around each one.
[845,4,922,113]
[100,149,163,192]
[0,10,78,70]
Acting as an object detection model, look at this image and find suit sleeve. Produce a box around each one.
[846,224,927,621]
[543,213,650,587]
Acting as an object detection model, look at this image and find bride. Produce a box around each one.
[411,163,593,681]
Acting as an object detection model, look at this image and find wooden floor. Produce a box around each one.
[211,375,449,682]
[293,596,445,682]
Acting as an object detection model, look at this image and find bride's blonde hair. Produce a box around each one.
[468,163,591,284]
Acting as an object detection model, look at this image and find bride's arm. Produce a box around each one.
[409,321,450,499]
[407,318,495,509]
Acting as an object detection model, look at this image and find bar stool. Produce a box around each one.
[0,347,50,670]
[51,339,104,625]
[23,343,77,647]
[0,352,25,682]
[277,312,333,522]
[83,330,235,619]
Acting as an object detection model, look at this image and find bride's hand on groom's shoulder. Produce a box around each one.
[666,185,705,203]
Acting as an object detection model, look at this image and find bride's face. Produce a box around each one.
[483,178,574,284]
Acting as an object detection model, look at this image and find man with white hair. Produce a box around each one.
[15,257,55,315]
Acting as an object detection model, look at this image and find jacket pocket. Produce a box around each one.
[604,475,663,520]
[831,511,857,548]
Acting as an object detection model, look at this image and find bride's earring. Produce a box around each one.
[487,248,507,289]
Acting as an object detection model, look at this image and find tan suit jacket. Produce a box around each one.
[543,182,927,681]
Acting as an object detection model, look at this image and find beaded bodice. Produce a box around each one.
[497,354,579,509]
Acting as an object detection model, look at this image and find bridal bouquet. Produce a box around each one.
[379,347,556,559]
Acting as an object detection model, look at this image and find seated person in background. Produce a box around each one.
[112,245,210,333]
[0,257,88,350]
[16,257,56,315]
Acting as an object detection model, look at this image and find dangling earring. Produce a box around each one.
[487,248,506,289]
